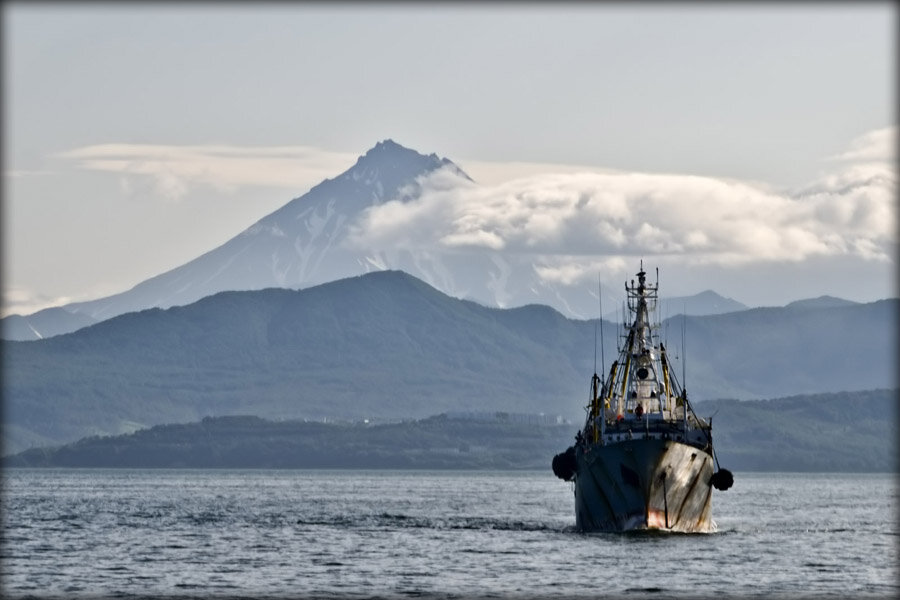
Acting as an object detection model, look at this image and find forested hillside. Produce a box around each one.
[8,390,895,472]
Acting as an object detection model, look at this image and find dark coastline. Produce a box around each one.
[6,388,896,472]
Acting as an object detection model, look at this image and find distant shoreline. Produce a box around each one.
[6,389,897,473]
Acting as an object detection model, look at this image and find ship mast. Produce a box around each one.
[583,262,695,448]
[595,261,679,423]
[626,261,660,417]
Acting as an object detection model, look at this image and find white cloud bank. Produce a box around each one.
[47,127,895,294]
[2,285,103,319]
[827,125,896,162]
[55,144,358,201]
[349,126,896,286]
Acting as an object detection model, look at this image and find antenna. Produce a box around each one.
[593,321,598,374]
[616,304,621,352]
[681,304,687,390]
[598,275,606,372]
[656,267,661,328]
[664,318,669,349]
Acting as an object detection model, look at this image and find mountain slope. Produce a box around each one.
[3,271,896,455]
[659,289,748,316]
[64,140,465,322]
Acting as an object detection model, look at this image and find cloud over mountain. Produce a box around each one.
[56,144,358,201]
[15,128,893,324]
[349,126,896,287]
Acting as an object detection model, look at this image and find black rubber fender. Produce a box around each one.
[711,468,734,490]
[552,446,577,481]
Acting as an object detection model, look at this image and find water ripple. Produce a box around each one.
[2,470,897,599]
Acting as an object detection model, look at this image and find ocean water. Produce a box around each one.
[1,469,896,599]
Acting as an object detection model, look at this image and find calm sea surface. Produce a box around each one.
[1,469,897,599]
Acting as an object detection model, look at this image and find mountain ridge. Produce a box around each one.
[785,295,860,310]
[5,280,861,342]
[4,270,895,455]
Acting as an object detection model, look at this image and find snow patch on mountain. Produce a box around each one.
[242,223,286,238]
[362,254,388,271]
[27,322,43,340]
[302,198,337,236]
[486,254,512,308]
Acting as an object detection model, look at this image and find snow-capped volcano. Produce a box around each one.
[49,138,619,329]
[60,140,470,321]
[3,139,749,341]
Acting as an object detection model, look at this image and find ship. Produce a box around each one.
[552,264,733,532]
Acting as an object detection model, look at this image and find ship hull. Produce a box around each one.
[574,438,715,533]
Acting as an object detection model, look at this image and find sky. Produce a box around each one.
[3,2,897,317]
